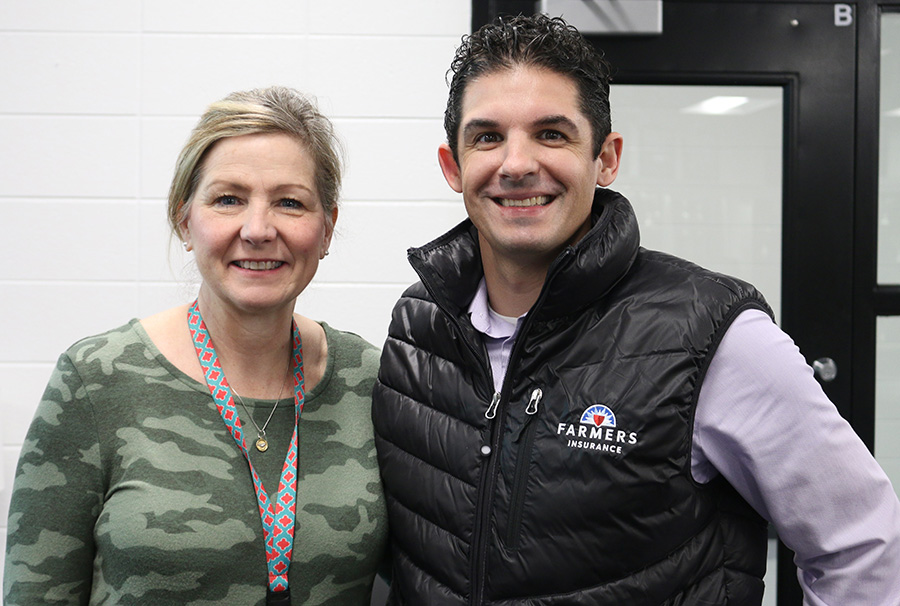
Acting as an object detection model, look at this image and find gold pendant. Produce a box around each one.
[255,437,269,452]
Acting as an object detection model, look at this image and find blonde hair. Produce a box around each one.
[167,86,343,238]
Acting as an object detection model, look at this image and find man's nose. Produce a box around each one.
[499,136,539,181]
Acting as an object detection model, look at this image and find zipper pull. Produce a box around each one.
[525,388,543,415]
[511,387,544,443]
[485,392,501,419]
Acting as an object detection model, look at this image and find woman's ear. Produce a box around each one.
[179,217,193,252]
[320,206,338,259]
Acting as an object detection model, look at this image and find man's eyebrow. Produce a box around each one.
[534,115,580,131]
[462,118,499,139]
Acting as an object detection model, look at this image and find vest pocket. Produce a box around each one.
[506,402,540,549]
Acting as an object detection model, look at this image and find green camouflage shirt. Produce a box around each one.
[3,319,388,605]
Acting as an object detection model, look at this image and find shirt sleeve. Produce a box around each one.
[692,309,900,605]
[3,353,103,605]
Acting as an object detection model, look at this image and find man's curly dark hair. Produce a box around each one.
[444,13,613,163]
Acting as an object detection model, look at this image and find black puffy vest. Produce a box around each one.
[373,189,771,605]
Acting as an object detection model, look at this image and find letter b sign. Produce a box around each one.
[835,3,853,27]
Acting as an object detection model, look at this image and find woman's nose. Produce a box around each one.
[240,204,276,244]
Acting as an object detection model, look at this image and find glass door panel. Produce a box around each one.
[876,13,900,498]
[879,14,900,284]
[609,84,783,317]
[876,316,900,495]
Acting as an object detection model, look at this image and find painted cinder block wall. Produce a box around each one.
[0,0,472,582]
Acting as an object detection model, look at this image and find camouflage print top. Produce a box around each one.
[3,319,388,606]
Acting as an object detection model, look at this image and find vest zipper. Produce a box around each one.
[506,387,542,548]
[470,403,504,606]
[469,250,574,606]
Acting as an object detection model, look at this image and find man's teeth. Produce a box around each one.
[236,261,283,270]
[498,195,550,207]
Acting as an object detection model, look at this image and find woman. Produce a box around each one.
[3,87,387,605]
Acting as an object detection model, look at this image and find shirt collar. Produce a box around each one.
[468,277,521,340]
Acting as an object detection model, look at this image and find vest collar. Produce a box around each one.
[407,188,641,320]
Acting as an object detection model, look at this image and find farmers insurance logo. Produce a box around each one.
[556,404,638,455]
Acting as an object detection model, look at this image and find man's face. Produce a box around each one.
[438,65,621,272]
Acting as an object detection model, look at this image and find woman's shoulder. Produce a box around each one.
[320,322,380,373]
[61,305,199,387]
[320,322,379,353]
[299,322,380,407]
[50,320,157,401]
[63,319,145,364]
[50,310,205,414]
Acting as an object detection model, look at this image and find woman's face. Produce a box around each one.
[181,132,336,318]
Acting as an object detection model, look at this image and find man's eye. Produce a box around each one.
[540,130,565,141]
[474,133,501,144]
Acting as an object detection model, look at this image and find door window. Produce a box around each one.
[610,84,783,316]
[876,317,900,493]
[879,13,900,284]
[876,13,900,496]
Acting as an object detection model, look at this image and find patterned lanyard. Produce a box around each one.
[188,300,304,600]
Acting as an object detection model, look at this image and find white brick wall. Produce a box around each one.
[0,0,471,590]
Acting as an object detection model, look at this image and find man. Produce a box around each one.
[373,13,900,605]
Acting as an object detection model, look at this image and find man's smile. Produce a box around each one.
[493,195,552,207]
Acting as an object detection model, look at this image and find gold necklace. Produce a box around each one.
[232,363,291,453]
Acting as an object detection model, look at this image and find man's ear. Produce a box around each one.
[438,143,463,193]
[596,132,624,187]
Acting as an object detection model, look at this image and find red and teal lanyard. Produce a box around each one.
[188,300,304,601]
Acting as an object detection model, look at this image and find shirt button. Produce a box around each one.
[481,445,492,456]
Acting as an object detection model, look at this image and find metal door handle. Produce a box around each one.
[812,357,837,382]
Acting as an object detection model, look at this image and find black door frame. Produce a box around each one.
[473,1,900,604]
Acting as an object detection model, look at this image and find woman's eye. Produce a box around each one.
[279,198,303,209]
[214,195,240,206]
